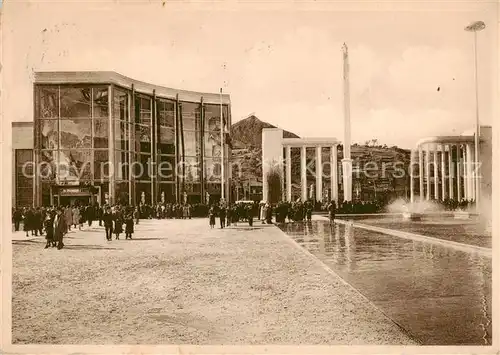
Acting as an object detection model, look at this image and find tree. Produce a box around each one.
[266,162,283,204]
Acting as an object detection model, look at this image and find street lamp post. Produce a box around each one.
[464,20,485,212]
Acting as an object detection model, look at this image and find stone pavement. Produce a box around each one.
[12,218,417,345]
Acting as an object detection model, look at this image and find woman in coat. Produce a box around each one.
[53,208,66,250]
[44,213,55,248]
[124,213,134,239]
[72,206,80,229]
[113,208,124,240]
[78,206,85,230]
[64,207,72,233]
[208,206,216,229]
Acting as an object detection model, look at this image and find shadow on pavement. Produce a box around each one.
[12,240,45,244]
[127,237,165,241]
[63,245,122,251]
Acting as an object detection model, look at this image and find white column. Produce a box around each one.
[281,147,285,202]
[418,146,424,200]
[341,43,352,203]
[425,144,431,200]
[463,145,467,199]
[315,146,322,202]
[441,144,446,200]
[433,144,439,200]
[466,144,473,200]
[331,145,338,203]
[410,149,415,203]
[448,144,454,200]
[468,144,476,200]
[301,146,307,201]
[457,145,462,201]
[286,146,292,202]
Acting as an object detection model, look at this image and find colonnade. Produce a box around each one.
[410,142,477,203]
[283,144,340,202]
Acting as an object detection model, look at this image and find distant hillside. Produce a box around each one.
[231,115,299,149]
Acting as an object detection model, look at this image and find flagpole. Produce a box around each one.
[220,88,225,201]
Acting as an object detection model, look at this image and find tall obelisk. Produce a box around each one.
[341,43,353,202]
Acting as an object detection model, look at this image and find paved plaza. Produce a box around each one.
[12,219,417,345]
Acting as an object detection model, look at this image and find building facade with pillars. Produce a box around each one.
[262,128,343,203]
[409,126,492,207]
[12,71,232,207]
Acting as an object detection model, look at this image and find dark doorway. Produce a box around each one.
[58,196,91,207]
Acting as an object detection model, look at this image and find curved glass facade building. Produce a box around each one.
[28,71,232,207]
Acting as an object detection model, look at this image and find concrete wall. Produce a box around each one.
[262,128,283,202]
[12,122,34,207]
[12,122,34,149]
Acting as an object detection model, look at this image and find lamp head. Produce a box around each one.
[465,21,486,32]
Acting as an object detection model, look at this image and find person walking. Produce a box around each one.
[13,208,22,232]
[97,205,103,226]
[86,205,94,227]
[53,208,66,250]
[219,205,226,229]
[328,200,336,225]
[113,207,124,240]
[72,206,80,230]
[44,213,55,249]
[208,205,216,229]
[102,207,114,241]
[265,203,273,224]
[78,206,85,230]
[133,207,140,225]
[34,208,43,236]
[306,201,313,222]
[124,213,134,239]
[246,204,254,227]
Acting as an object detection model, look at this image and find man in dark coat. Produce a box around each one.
[86,205,95,227]
[102,207,114,241]
[219,206,226,229]
[24,208,34,237]
[246,204,253,227]
[265,203,273,224]
[13,208,22,231]
[53,208,66,250]
[305,201,313,222]
[44,213,55,249]
[328,200,336,224]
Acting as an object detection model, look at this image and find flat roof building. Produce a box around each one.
[12,71,232,207]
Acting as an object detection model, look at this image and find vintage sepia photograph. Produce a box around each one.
[0,0,498,351]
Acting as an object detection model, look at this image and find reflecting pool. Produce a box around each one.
[279,221,492,345]
[338,215,491,248]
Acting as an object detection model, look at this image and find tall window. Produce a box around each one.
[15,149,34,207]
[180,102,201,184]
[34,85,112,188]
[135,95,152,155]
[203,104,223,183]
[157,99,175,155]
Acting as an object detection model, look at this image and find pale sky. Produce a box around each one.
[1,0,498,148]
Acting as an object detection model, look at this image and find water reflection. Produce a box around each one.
[279,221,492,345]
[341,215,492,248]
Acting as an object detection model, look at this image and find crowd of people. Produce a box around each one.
[12,204,140,249]
[136,203,215,219]
[440,198,476,211]
[12,197,413,248]
[204,199,338,229]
